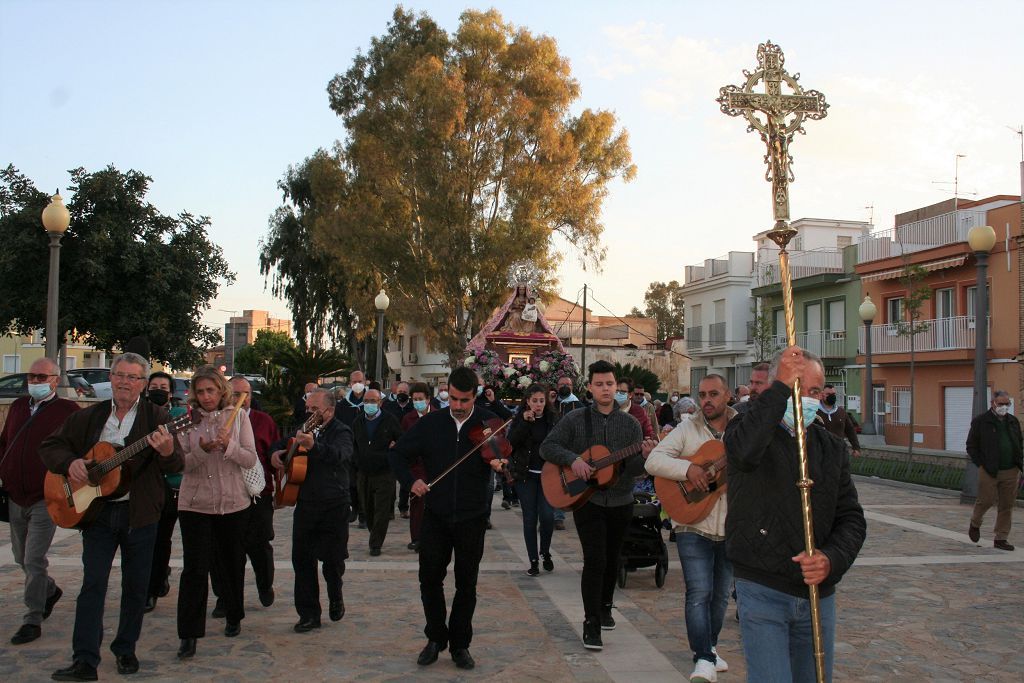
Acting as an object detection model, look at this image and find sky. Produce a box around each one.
[3,0,1023,337]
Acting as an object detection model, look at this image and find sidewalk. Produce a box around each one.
[1,478,1022,681]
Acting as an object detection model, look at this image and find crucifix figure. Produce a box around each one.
[717,40,828,241]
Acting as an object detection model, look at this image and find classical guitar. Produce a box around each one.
[274,410,323,508]
[44,413,196,530]
[540,440,643,511]
[653,439,727,525]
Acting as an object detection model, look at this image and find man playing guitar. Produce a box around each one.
[645,374,735,683]
[40,353,182,681]
[540,360,658,652]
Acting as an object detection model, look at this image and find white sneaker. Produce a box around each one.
[690,659,718,682]
[712,647,728,672]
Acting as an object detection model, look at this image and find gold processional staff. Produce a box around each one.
[717,40,830,683]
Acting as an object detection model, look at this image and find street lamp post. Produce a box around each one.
[41,191,71,362]
[858,295,878,436]
[374,289,390,383]
[962,224,997,503]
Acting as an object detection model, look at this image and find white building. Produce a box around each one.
[384,322,449,385]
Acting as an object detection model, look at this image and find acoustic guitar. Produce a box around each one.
[653,439,727,525]
[274,411,323,508]
[541,441,642,511]
[44,413,196,530]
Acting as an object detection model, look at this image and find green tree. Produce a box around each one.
[895,263,931,462]
[0,165,233,369]
[749,297,776,362]
[311,7,635,367]
[638,280,685,340]
[233,329,297,375]
[612,362,661,395]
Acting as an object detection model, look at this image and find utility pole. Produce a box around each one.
[581,284,588,373]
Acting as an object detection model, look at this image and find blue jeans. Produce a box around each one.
[735,578,836,683]
[73,502,157,667]
[514,475,554,561]
[675,532,732,663]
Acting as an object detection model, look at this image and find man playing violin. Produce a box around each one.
[540,360,658,652]
[271,388,354,633]
[645,374,735,683]
[388,366,509,671]
[40,352,182,681]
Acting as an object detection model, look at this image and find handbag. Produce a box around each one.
[242,460,266,497]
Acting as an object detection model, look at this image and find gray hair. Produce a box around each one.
[993,390,1010,401]
[768,347,823,381]
[677,397,698,413]
[30,357,61,374]
[310,387,337,408]
[112,352,150,377]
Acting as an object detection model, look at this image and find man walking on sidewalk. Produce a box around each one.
[967,390,1022,551]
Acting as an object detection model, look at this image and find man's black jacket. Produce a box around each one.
[724,380,866,598]
[388,407,497,522]
[352,411,402,475]
[298,415,354,505]
[966,409,1024,477]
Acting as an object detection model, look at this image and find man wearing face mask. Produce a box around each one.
[966,391,1022,551]
[658,393,678,429]
[384,381,414,420]
[401,383,433,551]
[616,378,655,439]
[632,383,660,435]
[352,389,403,556]
[724,346,865,681]
[337,371,368,524]
[816,384,861,458]
[0,358,80,646]
[556,376,584,417]
[430,380,450,410]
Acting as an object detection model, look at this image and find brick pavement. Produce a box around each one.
[1,477,1022,682]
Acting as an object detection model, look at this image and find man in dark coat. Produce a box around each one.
[966,390,1023,550]
[816,384,861,457]
[352,388,403,555]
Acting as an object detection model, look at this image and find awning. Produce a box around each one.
[860,255,967,282]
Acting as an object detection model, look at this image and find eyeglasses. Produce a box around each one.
[27,373,57,382]
[111,372,145,382]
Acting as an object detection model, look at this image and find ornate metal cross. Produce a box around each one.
[717,40,828,244]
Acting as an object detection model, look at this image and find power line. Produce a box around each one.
[551,287,584,337]
[586,290,692,361]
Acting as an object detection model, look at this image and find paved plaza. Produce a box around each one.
[1,477,1022,682]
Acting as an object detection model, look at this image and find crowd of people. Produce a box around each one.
[3,346,1017,681]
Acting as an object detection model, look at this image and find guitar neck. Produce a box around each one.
[94,417,187,476]
[588,442,643,470]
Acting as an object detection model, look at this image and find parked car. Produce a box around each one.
[172,377,190,405]
[0,373,96,399]
[67,367,112,399]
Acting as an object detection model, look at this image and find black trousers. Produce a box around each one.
[292,500,350,620]
[572,501,633,622]
[357,470,396,550]
[148,482,178,599]
[418,509,488,650]
[177,507,249,638]
[211,496,275,601]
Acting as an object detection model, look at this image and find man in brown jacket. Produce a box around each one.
[40,353,183,681]
[816,384,861,457]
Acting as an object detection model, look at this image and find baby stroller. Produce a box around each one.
[616,478,670,588]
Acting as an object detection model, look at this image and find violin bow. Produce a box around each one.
[422,417,514,493]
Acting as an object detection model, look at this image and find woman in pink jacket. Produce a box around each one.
[175,365,258,659]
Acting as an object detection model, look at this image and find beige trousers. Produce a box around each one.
[970,467,1021,541]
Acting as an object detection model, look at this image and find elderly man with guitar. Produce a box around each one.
[645,373,735,683]
[40,352,183,681]
[540,359,658,653]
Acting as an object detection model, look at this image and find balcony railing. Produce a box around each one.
[771,330,848,358]
[857,315,990,354]
[856,209,988,264]
[687,325,703,350]
[756,248,843,287]
[709,322,726,347]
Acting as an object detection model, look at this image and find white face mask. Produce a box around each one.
[995,405,1010,416]
[670,396,678,404]
[351,382,365,395]
[438,391,449,401]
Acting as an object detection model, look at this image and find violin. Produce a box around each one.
[418,417,514,494]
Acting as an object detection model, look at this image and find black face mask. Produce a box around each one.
[823,394,837,406]
[396,392,409,404]
[557,386,572,399]
[148,389,170,406]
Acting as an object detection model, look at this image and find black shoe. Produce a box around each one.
[417,640,446,665]
[294,617,321,633]
[582,619,603,651]
[176,638,196,659]
[11,624,41,645]
[211,602,225,619]
[144,595,157,613]
[526,561,540,577]
[501,500,511,510]
[224,621,241,637]
[542,553,554,572]
[407,541,419,551]
[329,598,345,621]
[115,653,139,675]
[44,586,63,619]
[370,547,382,556]
[158,571,170,597]
[357,519,367,529]
[600,604,616,630]
[969,524,981,542]
[485,519,493,530]
[451,648,475,670]
[995,539,1016,551]
[52,661,98,681]
[259,587,275,607]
